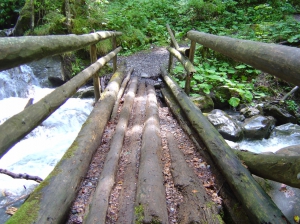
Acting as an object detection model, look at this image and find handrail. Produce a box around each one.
[0,31,122,72]
[0,47,122,159]
[187,30,300,86]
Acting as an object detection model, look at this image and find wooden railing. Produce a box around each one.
[0,31,122,159]
[167,28,300,94]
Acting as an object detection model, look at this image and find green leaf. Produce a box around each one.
[235,64,247,69]
[228,97,240,107]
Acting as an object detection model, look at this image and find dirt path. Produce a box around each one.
[67,48,223,223]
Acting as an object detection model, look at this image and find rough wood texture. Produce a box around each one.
[111,68,134,120]
[90,44,101,101]
[116,82,146,224]
[135,85,168,224]
[6,65,127,224]
[187,30,300,86]
[160,65,289,224]
[161,87,251,224]
[0,31,122,71]
[85,77,138,224]
[0,47,122,159]
[0,168,43,183]
[234,150,300,189]
[167,132,223,224]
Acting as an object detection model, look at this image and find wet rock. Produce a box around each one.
[275,145,300,156]
[141,72,151,78]
[190,95,214,113]
[240,107,260,118]
[28,56,65,87]
[243,115,275,140]
[207,109,243,141]
[270,123,300,139]
[254,175,300,224]
[73,86,94,98]
[263,104,297,125]
[48,76,66,87]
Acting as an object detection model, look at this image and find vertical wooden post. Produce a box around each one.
[184,73,193,96]
[90,44,101,102]
[112,36,117,72]
[189,40,196,65]
[168,42,174,73]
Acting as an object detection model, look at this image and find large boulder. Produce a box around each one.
[190,95,214,112]
[270,123,300,140]
[73,86,94,98]
[27,56,65,87]
[207,109,243,141]
[263,104,297,125]
[242,115,275,140]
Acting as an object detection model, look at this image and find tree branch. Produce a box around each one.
[0,168,43,183]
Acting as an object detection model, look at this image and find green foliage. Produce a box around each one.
[285,100,299,113]
[0,0,25,29]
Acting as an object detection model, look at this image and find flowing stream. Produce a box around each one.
[0,65,93,222]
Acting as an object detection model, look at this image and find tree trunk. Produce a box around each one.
[6,65,127,224]
[135,85,169,224]
[64,0,71,33]
[187,30,300,86]
[84,77,138,224]
[233,150,300,189]
[160,65,289,224]
[0,31,122,71]
[0,47,122,159]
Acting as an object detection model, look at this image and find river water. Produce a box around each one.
[0,65,93,222]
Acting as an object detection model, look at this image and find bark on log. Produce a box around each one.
[167,132,223,224]
[160,65,289,224]
[85,76,138,224]
[135,85,168,224]
[0,168,43,183]
[166,47,196,75]
[187,30,300,86]
[6,65,127,224]
[0,31,122,71]
[280,86,299,102]
[233,150,300,189]
[161,87,251,224]
[116,82,146,224]
[0,47,122,159]
[111,68,134,120]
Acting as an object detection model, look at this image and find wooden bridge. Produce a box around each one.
[0,29,300,224]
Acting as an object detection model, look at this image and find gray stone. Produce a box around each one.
[27,56,64,87]
[240,107,260,118]
[191,95,214,113]
[263,104,297,125]
[275,145,300,156]
[207,109,243,141]
[270,123,300,139]
[243,115,275,140]
[73,86,94,98]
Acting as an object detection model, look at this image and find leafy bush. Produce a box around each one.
[0,0,25,29]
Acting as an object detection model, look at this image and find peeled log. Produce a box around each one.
[234,150,300,189]
[160,65,289,224]
[6,65,127,224]
[0,31,122,71]
[187,30,300,86]
[0,47,121,159]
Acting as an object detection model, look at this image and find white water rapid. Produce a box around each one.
[0,65,93,222]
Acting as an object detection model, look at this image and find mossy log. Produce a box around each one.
[187,30,300,86]
[0,47,122,159]
[135,85,168,224]
[84,77,138,224]
[6,64,127,224]
[0,31,122,71]
[234,150,300,189]
[160,65,289,224]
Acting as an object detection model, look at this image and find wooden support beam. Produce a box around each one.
[189,40,196,64]
[90,44,101,102]
[112,36,117,72]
